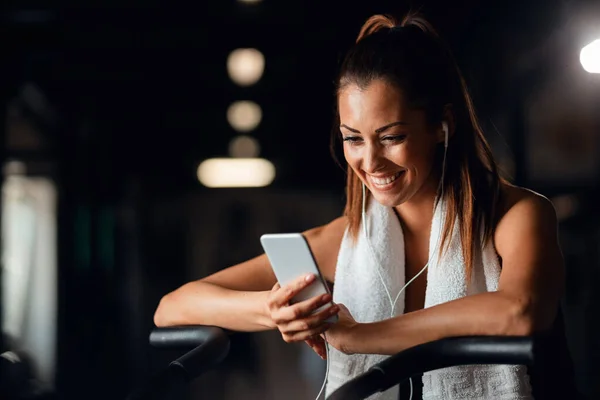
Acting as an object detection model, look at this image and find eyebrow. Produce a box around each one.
[340,121,408,134]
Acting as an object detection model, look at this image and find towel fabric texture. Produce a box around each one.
[325,197,533,399]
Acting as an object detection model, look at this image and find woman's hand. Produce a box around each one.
[305,335,328,359]
[321,303,359,355]
[266,274,340,344]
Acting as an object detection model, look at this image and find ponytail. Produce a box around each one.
[356,12,440,44]
[356,14,397,42]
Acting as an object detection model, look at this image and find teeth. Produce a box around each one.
[370,172,402,186]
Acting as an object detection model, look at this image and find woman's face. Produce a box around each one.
[338,79,441,207]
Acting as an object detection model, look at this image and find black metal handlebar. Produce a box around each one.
[327,335,535,400]
[128,326,535,400]
[126,326,230,400]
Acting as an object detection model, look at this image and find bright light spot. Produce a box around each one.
[197,158,275,188]
[227,48,265,86]
[236,0,263,5]
[580,39,600,73]
[229,135,261,158]
[227,101,262,132]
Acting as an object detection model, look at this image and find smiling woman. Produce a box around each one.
[339,81,440,207]
[154,11,568,400]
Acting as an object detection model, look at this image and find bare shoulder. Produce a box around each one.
[497,184,557,226]
[492,184,565,317]
[494,183,559,254]
[303,216,348,283]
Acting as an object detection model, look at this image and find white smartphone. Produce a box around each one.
[260,233,338,323]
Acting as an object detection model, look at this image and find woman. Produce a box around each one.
[154,12,565,400]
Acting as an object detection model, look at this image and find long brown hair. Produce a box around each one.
[331,12,506,281]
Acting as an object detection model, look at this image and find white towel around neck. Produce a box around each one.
[325,197,533,400]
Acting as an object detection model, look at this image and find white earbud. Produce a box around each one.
[442,121,449,148]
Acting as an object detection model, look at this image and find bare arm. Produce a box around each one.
[153,254,276,331]
[153,216,347,332]
[331,191,564,355]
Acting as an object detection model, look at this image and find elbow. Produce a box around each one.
[507,311,535,337]
[505,297,554,336]
[154,293,175,327]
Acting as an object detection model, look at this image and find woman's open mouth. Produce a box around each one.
[367,171,405,190]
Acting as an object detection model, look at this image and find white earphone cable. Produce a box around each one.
[315,337,330,399]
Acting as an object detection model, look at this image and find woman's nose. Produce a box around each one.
[362,144,383,174]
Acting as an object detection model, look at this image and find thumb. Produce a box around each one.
[337,303,350,312]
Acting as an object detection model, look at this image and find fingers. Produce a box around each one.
[282,322,331,343]
[281,303,339,332]
[268,274,315,309]
[266,274,339,347]
[292,292,335,317]
[306,336,327,359]
[274,292,334,325]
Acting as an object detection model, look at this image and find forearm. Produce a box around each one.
[351,291,538,355]
[154,281,275,332]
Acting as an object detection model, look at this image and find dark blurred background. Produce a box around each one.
[1,0,599,399]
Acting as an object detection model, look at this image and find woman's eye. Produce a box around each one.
[342,136,362,144]
[383,135,406,142]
